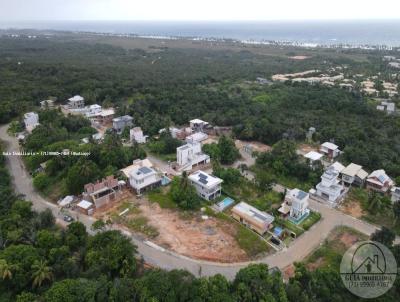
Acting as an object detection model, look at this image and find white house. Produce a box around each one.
[189,119,209,132]
[320,142,340,159]
[391,187,400,203]
[315,167,345,204]
[279,188,310,219]
[67,95,85,109]
[188,170,222,201]
[40,99,54,109]
[23,112,39,133]
[130,127,148,144]
[85,104,102,118]
[304,151,323,167]
[341,163,368,187]
[121,159,153,178]
[287,189,310,220]
[113,115,133,134]
[177,141,210,170]
[128,163,162,194]
[185,132,208,143]
[366,169,394,193]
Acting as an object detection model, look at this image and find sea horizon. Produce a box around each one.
[1,19,400,46]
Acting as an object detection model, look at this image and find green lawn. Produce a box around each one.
[235,225,270,257]
[299,211,321,230]
[147,189,177,209]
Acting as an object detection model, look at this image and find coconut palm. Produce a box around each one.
[0,259,13,280]
[31,260,53,288]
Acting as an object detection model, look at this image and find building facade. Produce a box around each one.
[188,171,222,201]
[232,202,274,235]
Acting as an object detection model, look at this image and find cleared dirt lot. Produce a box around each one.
[99,195,249,262]
[139,201,248,262]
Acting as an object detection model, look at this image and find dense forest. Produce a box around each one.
[1,35,399,178]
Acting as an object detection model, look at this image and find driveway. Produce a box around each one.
[0,124,396,280]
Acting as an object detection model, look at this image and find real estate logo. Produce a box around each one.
[340,241,397,298]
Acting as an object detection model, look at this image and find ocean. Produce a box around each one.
[1,20,400,46]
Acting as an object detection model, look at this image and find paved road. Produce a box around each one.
[0,124,396,280]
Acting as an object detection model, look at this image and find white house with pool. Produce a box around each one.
[188,170,223,201]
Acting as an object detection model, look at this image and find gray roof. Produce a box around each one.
[296,190,308,200]
[138,166,152,174]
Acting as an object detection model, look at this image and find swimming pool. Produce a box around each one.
[217,197,235,211]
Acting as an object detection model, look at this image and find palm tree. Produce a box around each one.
[31,260,53,288]
[0,259,13,280]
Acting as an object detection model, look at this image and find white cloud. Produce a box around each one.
[1,0,400,20]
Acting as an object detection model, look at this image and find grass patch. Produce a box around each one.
[299,211,321,230]
[147,189,177,209]
[125,216,159,238]
[235,225,270,257]
[304,226,368,271]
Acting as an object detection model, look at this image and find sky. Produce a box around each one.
[1,0,400,21]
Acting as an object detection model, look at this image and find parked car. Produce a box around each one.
[63,215,74,223]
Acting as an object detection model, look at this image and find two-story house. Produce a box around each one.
[130,127,148,144]
[341,163,368,187]
[320,142,340,159]
[176,141,210,171]
[67,95,85,109]
[315,167,345,204]
[83,175,124,210]
[129,164,162,194]
[188,170,222,201]
[113,115,133,134]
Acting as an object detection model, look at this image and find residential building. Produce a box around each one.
[232,202,274,235]
[128,164,162,194]
[376,101,396,114]
[85,104,102,118]
[40,99,54,109]
[23,112,39,133]
[391,187,400,203]
[320,142,340,159]
[67,95,85,109]
[188,170,222,201]
[185,132,208,143]
[97,108,115,124]
[329,162,345,174]
[113,115,133,134]
[366,169,394,193]
[189,119,209,132]
[176,141,210,170]
[315,167,345,204]
[304,151,323,167]
[76,200,94,215]
[341,163,368,187]
[287,189,310,220]
[130,127,148,144]
[83,176,123,209]
[121,159,154,178]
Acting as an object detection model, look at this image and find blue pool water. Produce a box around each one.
[217,197,235,211]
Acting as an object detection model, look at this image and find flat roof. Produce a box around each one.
[304,151,323,161]
[233,202,274,225]
[321,142,339,150]
[188,170,222,188]
[121,159,153,178]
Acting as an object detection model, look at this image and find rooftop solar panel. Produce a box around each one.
[199,178,208,185]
